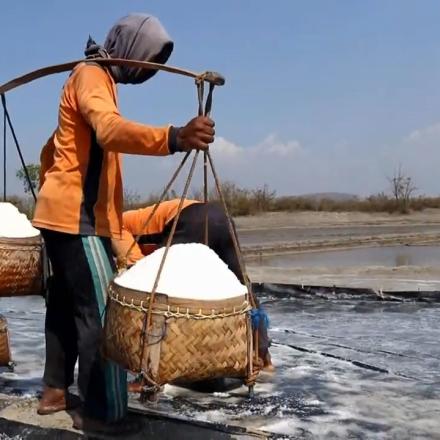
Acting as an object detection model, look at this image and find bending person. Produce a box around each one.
[112,199,242,277]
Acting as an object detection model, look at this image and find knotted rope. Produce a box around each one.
[130,78,261,394]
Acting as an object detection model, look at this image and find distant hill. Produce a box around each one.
[297,192,359,201]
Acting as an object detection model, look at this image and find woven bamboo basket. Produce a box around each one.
[0,315,12,368]
[0,235,43,297]
[103,281,254,386]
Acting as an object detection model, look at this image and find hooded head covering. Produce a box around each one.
[87,14,173,84]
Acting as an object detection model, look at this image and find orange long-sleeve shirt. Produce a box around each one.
[33,63,175,238]
[112,199,200,265]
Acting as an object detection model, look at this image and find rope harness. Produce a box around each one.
[115,77,261,395]
[1,94,37,202]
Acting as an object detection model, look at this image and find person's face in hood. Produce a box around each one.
[104,14,174,84]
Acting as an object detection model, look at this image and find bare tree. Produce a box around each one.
[251,184,276,212]
[123,188,141,210]
[388,165,417,214]
[16,163,40,194]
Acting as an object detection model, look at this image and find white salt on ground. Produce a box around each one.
[0,203,39,238]
[115,243,247,300]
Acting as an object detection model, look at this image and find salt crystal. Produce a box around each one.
[115,243,248,300]
[0,203,40,238]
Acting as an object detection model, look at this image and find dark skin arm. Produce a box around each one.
[177,116,215,151]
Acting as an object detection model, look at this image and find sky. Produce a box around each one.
[1,1,440,198]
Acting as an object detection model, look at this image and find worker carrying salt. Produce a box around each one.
[111,198,274,387]
[32,13,215,433]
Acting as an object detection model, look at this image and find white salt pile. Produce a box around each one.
[115,243,247,300]
[0,203,40,238]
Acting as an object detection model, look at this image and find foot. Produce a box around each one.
[262,351,275,373]
[128,377,146,394]
[37,386,80,415]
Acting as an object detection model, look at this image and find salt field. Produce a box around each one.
[1,210,439,438]
[253,245,440,269]
[1,288,439,438]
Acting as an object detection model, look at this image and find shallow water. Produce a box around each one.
[254,245,440,269]
[153,297,440,439]
[1,293,439,438]
[0,297,45,394]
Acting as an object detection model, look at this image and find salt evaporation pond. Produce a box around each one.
[238,224,440,246]
[254,245,440,269]
[1,292,439,438]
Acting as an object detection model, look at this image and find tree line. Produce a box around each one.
[12,163,436,217]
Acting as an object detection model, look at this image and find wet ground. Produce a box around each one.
[252,245,440,268]
[247,248,440,293]
[144,294,440,439]
[238,224,440,247]
[1,291,439,439]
